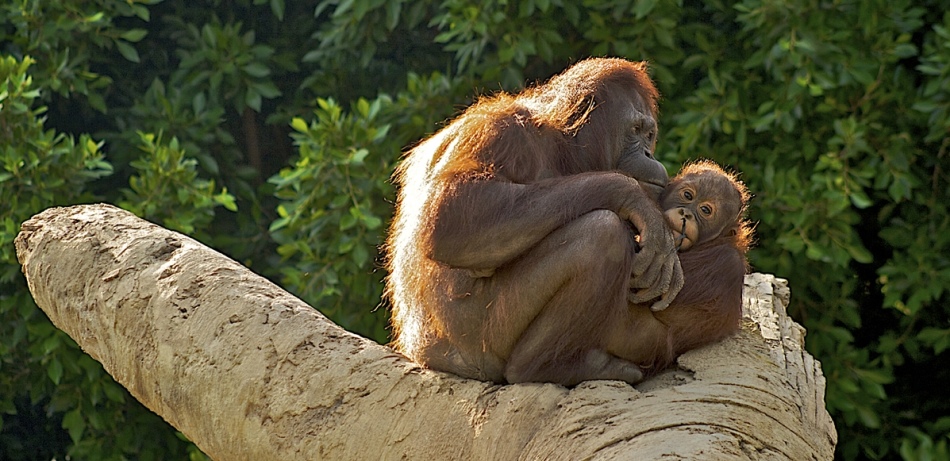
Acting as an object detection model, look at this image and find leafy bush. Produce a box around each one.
[269,70,458,338]
[0,56,112,279]
[119,131,236,236]
[270,97,396,338]
[0,54,201,460]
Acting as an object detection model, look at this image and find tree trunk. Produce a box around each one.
[15,204,837,460]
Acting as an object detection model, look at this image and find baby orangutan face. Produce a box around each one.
[659,162,744,251]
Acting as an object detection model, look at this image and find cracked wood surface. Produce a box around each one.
[16,204,836,460]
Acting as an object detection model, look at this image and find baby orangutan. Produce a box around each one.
[604,160,753,379]
[661,160,749,252]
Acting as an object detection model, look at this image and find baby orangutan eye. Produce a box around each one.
[701,204,712,215]
[683,190,693,201]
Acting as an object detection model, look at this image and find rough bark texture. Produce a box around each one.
[15,204,837,460]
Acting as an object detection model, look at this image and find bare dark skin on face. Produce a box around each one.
[386,58,686,386]
[605,160,754,377]
[662,162,745,252]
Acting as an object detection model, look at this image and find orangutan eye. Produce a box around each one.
[683,190,693,201]
[700,205,712,215]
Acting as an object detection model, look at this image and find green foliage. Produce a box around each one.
[119,131,236,236]
[0,0,161,111]
[3,0,950,459]
[428,0,686,88]
[900,418,950,461]
[657,0,950,458]
[0,55,112,459]
[269,71,457,339]
[110,78,237,179]
[168,19,283,113]
[0,53,203,460]
[270,97,395,339]
[311,0,431,67]
[916,12,950,144]
[0,55,112,277]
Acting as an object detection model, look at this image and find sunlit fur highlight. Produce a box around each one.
[384,58,663,382]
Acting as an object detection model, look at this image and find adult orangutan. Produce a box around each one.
[386,57,684,386]
[607,160,753,378]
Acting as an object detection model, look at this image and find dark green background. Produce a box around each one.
[1,0,948,459]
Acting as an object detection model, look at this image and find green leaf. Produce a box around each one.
[633,0,657,19]
[837,377,860,393]
[291,117,309,133]
[919,328,950,354]
[348,148,369,165]
[340,212,357,230]
[849,191,872,209]
[893,43,917,58]
[852,368,894,385]
[115,41,141,63]
[41,334,61,354]
[856,405,881,428]
[131,4,150,20]
[254,81,282,98]
[385,0,401,30]
[334,0,355,17]
[213,189,238,211]
[62,408,86,443]
[102,381,127,403]
[243,62,271,78]
[352,242,368,266]
[47,358,63,385]
[245,88,262,112]
[121,29,149,43]
[362,214,382,229]
[193,92,206,113]
[270,0,286,20]
[846,243,873,264]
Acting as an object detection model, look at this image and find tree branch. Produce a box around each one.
[15,204,836,460]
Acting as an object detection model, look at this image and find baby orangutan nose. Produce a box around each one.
[674,215,688,250]
[665,207,698,251]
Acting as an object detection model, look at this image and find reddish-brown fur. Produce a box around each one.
[386,58,687,385]
[607,162,753,376]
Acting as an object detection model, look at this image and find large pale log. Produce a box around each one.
[15,204,836,460]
